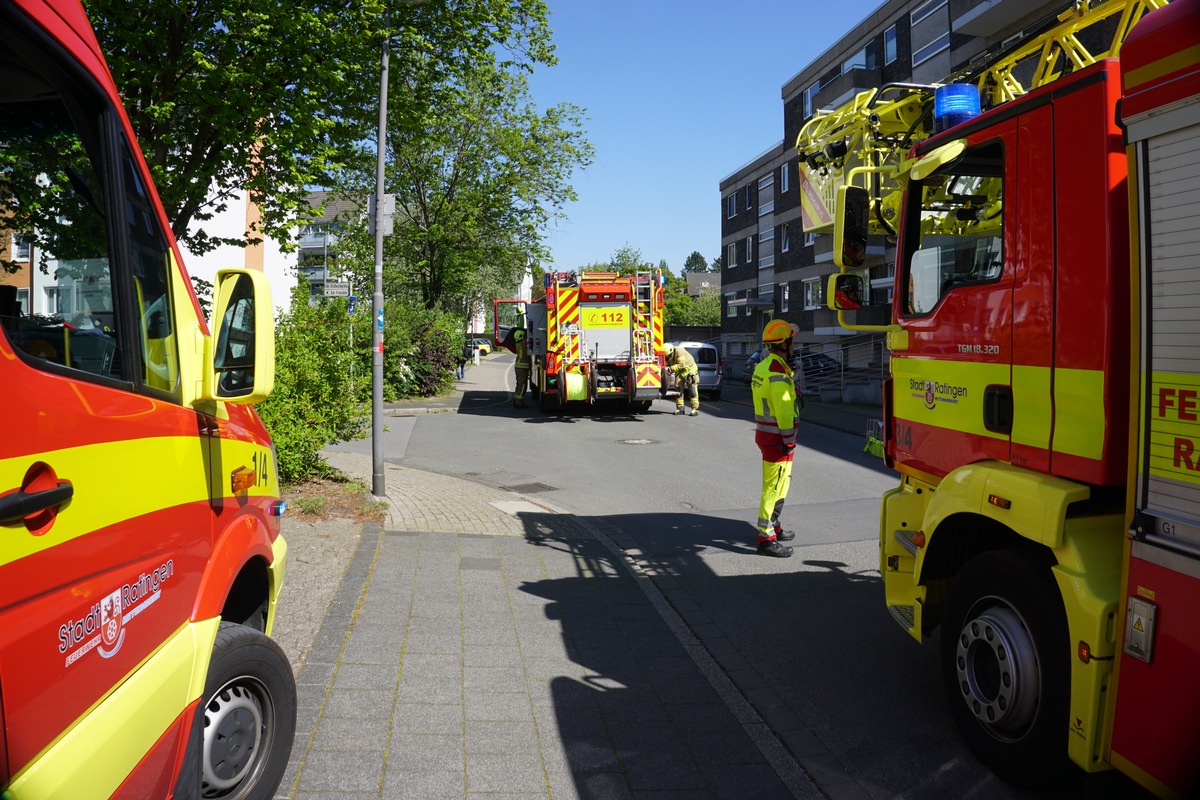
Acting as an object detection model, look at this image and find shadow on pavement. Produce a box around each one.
[512,507,1103,800]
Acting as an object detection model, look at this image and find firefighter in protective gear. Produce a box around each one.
[751,319,800,557]
[664,343,700,416]
[512,329,531,408]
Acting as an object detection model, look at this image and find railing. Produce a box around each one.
[798,332,888,404]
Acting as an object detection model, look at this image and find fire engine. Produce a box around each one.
[494,269,667,413]
[1,1,294,798]
[800,0,1199,794]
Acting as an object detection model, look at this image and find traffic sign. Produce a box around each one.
[348,295,357,313]
[324,281,349,297]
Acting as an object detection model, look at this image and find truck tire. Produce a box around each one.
[193,622,297,800]
[940,549,1069,787]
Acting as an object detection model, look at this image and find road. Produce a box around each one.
[331,356,1119,799]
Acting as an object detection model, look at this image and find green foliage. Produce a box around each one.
[682,251,707,273]
[258,284,368,484]
[684,288,722,325]
[190,276,214,321]
[86,0,558,255]
[346,299,465,400]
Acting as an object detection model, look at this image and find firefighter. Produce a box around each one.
[512,329,531,408]
[751,319,800,558]
[664,343,700,416]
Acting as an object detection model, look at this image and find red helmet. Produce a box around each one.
[762,319,798,344]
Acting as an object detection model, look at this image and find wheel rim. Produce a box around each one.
[954,604,1041,741]
[202,677,270,798]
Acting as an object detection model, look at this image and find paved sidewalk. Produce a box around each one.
[273,354,883,799]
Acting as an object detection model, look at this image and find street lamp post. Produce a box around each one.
[371,15,390,500]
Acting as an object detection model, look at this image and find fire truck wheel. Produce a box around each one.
[194,622,297,800]
[940,548,1070,787]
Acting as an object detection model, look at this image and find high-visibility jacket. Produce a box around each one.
[515,338,531,370]
[667,347,698,382]
[751,351,797,449]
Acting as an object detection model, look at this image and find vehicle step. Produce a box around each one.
[888,604,916,632]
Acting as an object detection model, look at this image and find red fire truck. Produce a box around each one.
[494,269,667,413]
[803,0,1198,794]
[1,1,294,797]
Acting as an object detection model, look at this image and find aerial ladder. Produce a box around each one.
[794,0,1167,247]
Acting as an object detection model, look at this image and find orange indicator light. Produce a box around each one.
[1077,641,1092,663]
[987,494,1011,509]
[230,468,256,494]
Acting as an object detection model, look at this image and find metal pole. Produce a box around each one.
[372,17,389,499]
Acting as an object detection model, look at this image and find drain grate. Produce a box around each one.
[619,438,658,446]
[501,482,557,494]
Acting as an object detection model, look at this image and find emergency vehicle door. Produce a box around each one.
[493,299,528,353]
[895,126,1018,476]
[0,17,211,787]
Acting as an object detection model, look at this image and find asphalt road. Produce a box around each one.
[329,361,1134,800]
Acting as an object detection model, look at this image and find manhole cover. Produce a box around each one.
[619,438,658,446]
[501,482,557,494]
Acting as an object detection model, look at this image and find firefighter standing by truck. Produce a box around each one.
[751,320,800,558]
[664,343,700,416]
[512,329,531,408]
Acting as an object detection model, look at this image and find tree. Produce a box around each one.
[686,288,722,326]
[683,251,707,273]
[85,0,557,255]
[709,255,724,272]
[361,61,592,311]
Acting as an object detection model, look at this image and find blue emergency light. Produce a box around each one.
[933,83,980,133]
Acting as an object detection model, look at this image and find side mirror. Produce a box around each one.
[834,184,868,268]
[205,269,274,403]
[827,273,864,311]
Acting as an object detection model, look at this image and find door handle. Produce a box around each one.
[0,481,74,524]
[984,385,1013,434]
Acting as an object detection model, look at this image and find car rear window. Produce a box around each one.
[686,347,719,366]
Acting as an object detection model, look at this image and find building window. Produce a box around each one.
[781,224,790,253]
[803,278,823,310]
[744,185,753,210]
[781,283,789,312]
[803,83,819,118]
[759,227,775,245]
[910,0,947,26]
[805,230,817,247]
[760,252,775,268]
[885,24,898,65]
[726,194,736,218]
[726,293,736,317]
[727,242,736,267]
[913,32,950,66]
[759,283,774,305]
[780,164,789,194]
[842,45,874,73]
[745,236,753,263]
[758,174,775,215]
[12,232,30,261]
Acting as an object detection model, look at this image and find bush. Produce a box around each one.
[350,300,463,399]
[258,285,368,484]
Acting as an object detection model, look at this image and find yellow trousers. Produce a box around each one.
[757,457,793,538]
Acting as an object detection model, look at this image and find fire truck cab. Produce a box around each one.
[0,1,295,798]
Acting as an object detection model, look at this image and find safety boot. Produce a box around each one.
[773,528,795,541]
[674,407,684,415]
[757,539,794,558]
[689,408,699,416]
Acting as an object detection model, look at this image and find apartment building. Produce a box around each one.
[720,0,1067,366]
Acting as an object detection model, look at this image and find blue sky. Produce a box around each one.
[526,0,887,274]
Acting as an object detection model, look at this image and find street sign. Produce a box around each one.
[324,281,349,297]
[348,295,357,313]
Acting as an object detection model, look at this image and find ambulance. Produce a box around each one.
[1,1,295,797]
